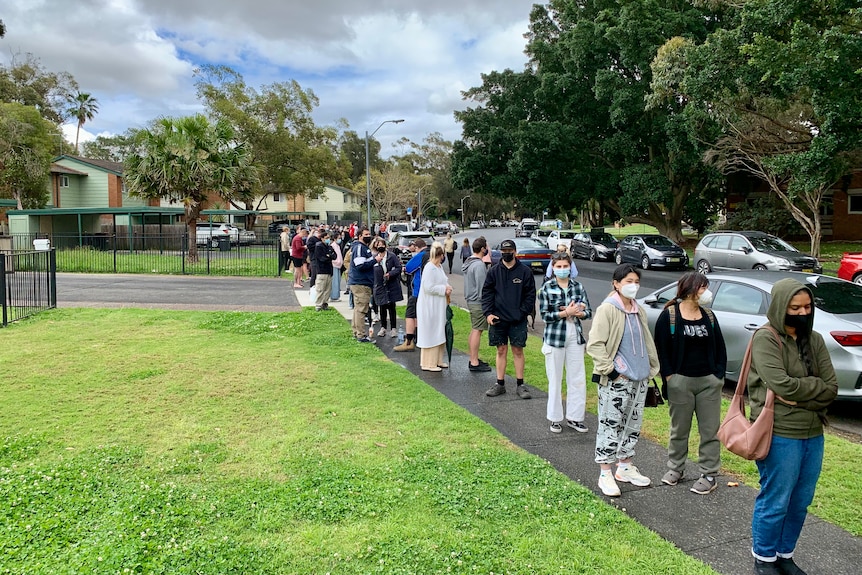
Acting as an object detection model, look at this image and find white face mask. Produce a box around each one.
[619,283,639,299]
[698,288,714,307]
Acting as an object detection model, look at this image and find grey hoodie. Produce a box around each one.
[462,255,487,304]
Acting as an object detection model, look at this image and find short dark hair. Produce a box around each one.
[472,237,487,253]
[612,263,641,282]
[413,238,427,248]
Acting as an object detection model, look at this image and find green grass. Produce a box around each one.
[0,308,717,574]
[444,307,862,537]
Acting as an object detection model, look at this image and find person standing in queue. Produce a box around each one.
[394,239,430,352]
[587,264,660,497]
[462,236,492,372]
[416,242,452,371]
[290,228,309,288]
[653,272,727,495]
[482,239,536,399]
[312,230,336,311]
[747,278,837,575]
[348,227,375,342]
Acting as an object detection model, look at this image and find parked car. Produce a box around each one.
[639,271,862,400]
[489,237,554,273]
[540,219,559,229]
[489,219,502,228]
[237,228,256,245]
[516,219,539,237]
[546,229,577,251]
[435,221,458,234]
[469,221,482,229]
[570,231,619,261]
[506,219,519,227]
[694,230,822,274]
[615,234,688,270]
[530,228,553,247]
[838,252,862,285]
[387,222,413,234]
[196,223,237,247]
[387,231,435,264]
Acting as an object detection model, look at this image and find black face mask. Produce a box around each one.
[501,252,515,263]
[784,313,811,332]
[362,236,372,245]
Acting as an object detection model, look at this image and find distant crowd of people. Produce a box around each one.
[283,222,837,575]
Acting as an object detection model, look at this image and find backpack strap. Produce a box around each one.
[703,307,716,329]
[668,304,677,335]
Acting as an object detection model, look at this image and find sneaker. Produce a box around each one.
[775,557,807,575]
[477,359,490,367]
[330,298,341,302]
[357,336,374,343]
[389,328,397,338]
[566,420,588,433]
[753,559,783,575]
[598,471,621,497]
[690,474,717,495]
[661,469,682,486]
[377,327,387,337]
[393,341,415,352]
[549,421,563,433]
[614,464,651,487]
[485,384,506,397]
[468,362,492,372]
[372,313,380,324]
[516,385,531,399]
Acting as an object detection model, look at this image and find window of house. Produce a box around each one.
[273,193,281,202]
[848,191,862,214]
[60,175,69,188]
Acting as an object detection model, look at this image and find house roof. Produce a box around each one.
[326,183,361,196]
[53,155,124,176]
[0,199,18,207]
[9,207,262,216]
[50,163,89,176]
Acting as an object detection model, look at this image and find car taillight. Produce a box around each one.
[831,331,862,347]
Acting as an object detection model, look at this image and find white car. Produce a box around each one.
[546,229,577,252]
[469,221,481,229]
[489,219,502,227]
[195,223,238,247]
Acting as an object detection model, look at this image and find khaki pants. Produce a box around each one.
[314,274,332,309]
[420,343,445,370]
[350,285,372,338]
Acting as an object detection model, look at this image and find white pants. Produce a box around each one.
[542,333,586,423]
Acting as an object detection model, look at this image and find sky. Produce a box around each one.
[1,0,538,154]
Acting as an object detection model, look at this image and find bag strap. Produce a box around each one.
[732,325,781,411]
[669,303,715,336]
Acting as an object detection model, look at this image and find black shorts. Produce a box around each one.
[488,317,528,348]
[405,295,418,319]
[292,256,304,268]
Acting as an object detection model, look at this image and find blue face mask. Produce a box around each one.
[553,268,571,279]
[324,239,331,245]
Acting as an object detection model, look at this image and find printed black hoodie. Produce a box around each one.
[481,258,536,323]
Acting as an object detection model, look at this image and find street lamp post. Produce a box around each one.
[460,195,471,227]
[365,118,405,228]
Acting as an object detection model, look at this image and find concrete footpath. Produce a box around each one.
[299,287,861,575]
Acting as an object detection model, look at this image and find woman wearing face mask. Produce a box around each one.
[653,272,727,495]
[539,252,592,434]
[586,264,660,497]
[371,238,403,338]
[747,278,837,575]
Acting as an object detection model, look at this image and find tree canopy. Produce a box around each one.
[0,102,55,208]
[66,91,99,154]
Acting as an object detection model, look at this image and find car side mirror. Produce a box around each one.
[741,246,753,254]
[643,296,658,307]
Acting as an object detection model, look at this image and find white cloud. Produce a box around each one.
[2,0,537,147]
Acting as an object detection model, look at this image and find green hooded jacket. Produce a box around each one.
[748,278,838,439]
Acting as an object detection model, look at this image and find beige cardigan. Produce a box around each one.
[586,295,660,385]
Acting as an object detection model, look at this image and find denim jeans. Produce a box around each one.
[752,434,824,560]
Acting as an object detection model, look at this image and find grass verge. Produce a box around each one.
[0,308,717,574]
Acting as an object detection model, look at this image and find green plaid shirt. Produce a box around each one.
[538,278,592,347]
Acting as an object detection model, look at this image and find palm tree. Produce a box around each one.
[124,115,258,262]
[66,92,99,154]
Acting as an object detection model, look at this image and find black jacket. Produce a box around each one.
[653,303,727,382]
[481,259,536,323]
[313,241,336,275]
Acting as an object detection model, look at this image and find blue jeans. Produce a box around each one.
[752,434,824,560]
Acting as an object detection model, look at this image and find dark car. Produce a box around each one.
[615,234,688,270]
[694,230,822,274]
[387,231,435,264]
[639,271,862,400]
[489,237,554,273]
[570,231,619,261]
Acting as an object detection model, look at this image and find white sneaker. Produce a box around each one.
[372,313,380,324]
[615,464,651,487]
[389,328,397,338]
[377,327,387,337]
[598,471,621,497]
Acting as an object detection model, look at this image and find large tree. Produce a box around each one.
[194,65,346,229]
[65,91,99,154]
[661,0,862,256]
[124,115,258,263]
[0,102,54,208]
[81,132,137,162]
[0,53,76,125]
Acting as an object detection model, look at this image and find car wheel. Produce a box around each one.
[641,255,650,270]
[615,251,623,265]
[696,259,711,274]
[753,264,768,271]
[853,273,862,286]
[589,249,597,262]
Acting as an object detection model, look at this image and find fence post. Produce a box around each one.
[49,248,57,308]
[1,255,7,327]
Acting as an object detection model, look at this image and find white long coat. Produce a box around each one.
[416,261,449,349]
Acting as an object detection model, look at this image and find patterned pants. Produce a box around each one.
[594,377,648,465]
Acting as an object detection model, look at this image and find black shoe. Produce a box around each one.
[516,385,532,399]
[776,557,807,575]
[753,559,782,575]
[485,384,506,397]
[477,359,490,367]
[469,362,492,372]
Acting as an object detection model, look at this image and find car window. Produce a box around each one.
[712,282,765,315]
[643,236,673,247]
[701,235,716,248]
[710,235,731,250]
[559,231,576,239]
[592,233,616,244]
[810,279,862,314]
[749,235,796,252]
[514,238,548,249]
[729,236,749,251]
[654,285,677,305]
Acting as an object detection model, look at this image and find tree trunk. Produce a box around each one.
[185,203,202,263]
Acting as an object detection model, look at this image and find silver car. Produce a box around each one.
[694,230,822,274]
[639,271,862,400]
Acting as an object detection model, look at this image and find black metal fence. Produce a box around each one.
[8,233,281,277]
[1,248,57,327]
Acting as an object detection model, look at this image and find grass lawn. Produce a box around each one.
[0,308,718,575]
[444,307,862,538]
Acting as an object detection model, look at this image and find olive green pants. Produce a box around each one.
[666,373,723,476]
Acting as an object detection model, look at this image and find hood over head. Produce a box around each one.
[767,278,815,335]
